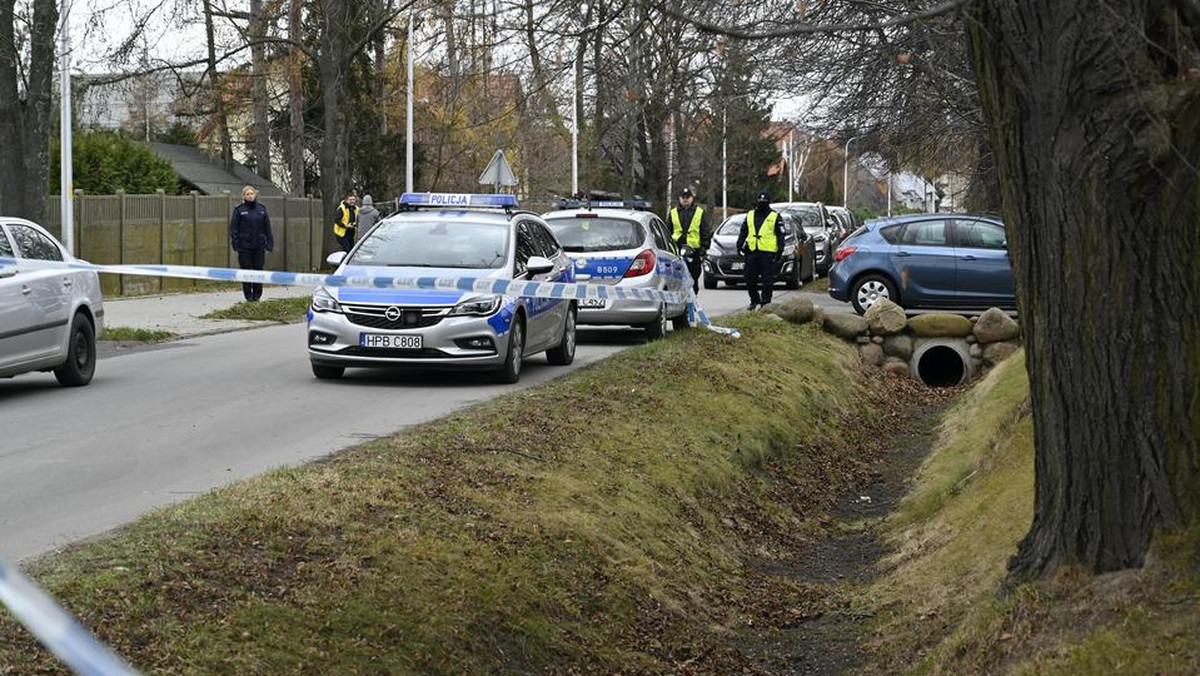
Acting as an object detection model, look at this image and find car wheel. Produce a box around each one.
[494,314,525,383]
[311,363,345,379]
[54,313,96,387]
[703,273,718,290]
[642,303,668,341]
[545,306,576,366]
[851,274,898,315]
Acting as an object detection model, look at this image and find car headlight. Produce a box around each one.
[449,295,502,316]
[311,287,342,313]
[782,245,796,257]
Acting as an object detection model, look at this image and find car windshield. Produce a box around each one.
[545,216,643,252]
[777,206,825,230]
[349,218,509,269]
[716,216,744,236]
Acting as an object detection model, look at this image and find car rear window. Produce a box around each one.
[0,229,12,257]
[546,217,644,252]
[880,225,903,244]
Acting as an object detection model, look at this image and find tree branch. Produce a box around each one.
[664,0,975,40]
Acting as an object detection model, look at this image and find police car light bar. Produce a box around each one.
[554,198,652,211]
[399,192,519,209]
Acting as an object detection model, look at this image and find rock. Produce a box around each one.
[983,340,1021,365]
[966,335,978,344]
[824,313,869,340]
[907,313,974,337]
[970,316,980,323]
[872,336,884,344]
[882,335,914,360]
[973,307,1021,344]
[864,297,907,335]
[763,313,785,322]
[763,296,815,325]
[859,343,885,366]
[883,358,909,377]
[856,336,870,345]
[969,343,983,359]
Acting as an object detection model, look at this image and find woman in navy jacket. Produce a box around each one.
[228,185,275,301]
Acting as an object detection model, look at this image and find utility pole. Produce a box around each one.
[721,106,728,221]
[405,16,414,193]
[59,0,73,254]
[787,130,794,202]
[571,49,579,197]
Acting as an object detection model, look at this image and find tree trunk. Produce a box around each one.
[317,0,353,255]
[249,0,272,181]
[203,0,234,173]
[967,0,1200,579]
[288,0,305,196]
[0,0,56,223]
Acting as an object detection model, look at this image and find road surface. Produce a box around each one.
[0,287,794,561]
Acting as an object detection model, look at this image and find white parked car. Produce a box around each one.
[0,218,104,386]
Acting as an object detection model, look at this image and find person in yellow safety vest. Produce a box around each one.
[667,186,711,294]
[736,190,788,310]
[333,191,359,252]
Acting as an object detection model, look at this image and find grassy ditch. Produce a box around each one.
[0,316,892,674]
[856,352,1200,675]
[200,296,311,322]
[99,326,177,342]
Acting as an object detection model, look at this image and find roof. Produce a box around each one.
[146,143,285,196]
[864,213,1003,228]
[540,208,655,223]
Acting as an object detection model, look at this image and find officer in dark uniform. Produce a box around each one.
[228,185,274,302]
[666,186,711,294]
[736,190,787,310]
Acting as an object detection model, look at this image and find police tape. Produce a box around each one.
[0,258,741,338]
[0,558,142,676]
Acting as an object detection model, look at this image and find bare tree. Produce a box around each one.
[0,0,58,223]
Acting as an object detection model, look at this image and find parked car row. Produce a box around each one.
[702,211,816,290]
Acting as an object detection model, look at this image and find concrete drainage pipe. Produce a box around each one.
[911,339,973,387]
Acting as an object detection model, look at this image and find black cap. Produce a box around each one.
[679,187,694,198]
[757,190,772,203]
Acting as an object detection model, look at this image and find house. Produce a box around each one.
[146,143,286,196]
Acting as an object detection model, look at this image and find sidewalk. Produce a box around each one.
[102,285,313,339]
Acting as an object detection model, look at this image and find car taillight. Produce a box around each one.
[834,246,857,262]
[624,249,657,278]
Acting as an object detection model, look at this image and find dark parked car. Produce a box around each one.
[773,202,840,275]
[828,214,1015,314]
[703,213,815,289]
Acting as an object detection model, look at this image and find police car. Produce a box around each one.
[541,199,689,339]
[307,193,577,384]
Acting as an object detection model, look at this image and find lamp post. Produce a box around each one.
[405,16,414,193]
[842,135,860,209]
[59,1,73,254]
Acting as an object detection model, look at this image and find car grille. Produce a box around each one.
[342,303,451,330]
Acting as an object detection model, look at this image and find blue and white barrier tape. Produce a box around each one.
[0,258,741,338]
[0,558,142,676]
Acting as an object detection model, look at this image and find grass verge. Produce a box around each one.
[0,316,885,674]
[804,275,830,293]
[99,326,177,342]
[200,296,311,322]
[855,351,1200,675]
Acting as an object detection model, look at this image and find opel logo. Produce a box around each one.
[385,306,402,322]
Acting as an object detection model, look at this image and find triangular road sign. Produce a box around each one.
[478,149,519,189]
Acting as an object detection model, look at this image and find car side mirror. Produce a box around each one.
[526,255,555,276]
[326,251,347,267]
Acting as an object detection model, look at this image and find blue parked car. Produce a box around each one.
[828,214,1015,315]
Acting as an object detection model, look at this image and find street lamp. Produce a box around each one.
[59,0,74,254]
[842,135,860,209]
[405,16,414,193]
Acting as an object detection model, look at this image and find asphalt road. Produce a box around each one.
[0,286,789,561]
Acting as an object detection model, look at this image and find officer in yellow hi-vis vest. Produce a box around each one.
[667,186,711,294]
[333,191,359,252]
[736,190,787,310]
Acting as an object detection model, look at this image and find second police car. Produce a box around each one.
[540,199,690,339]
[307,193,577,384]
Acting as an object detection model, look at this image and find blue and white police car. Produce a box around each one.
[307,193,577,383]
[540,199,690,339]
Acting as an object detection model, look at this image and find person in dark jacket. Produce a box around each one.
[229,185,274,302]
[666,186,711,294]
[736,190,787,310]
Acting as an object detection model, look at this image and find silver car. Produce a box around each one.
[0,218,105,386]
[773,202,839,275]
[307,195,577,384]
[541,204,689,339]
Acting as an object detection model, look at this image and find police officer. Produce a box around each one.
[228,185,274,302]
[737,190,787,310]
[333,191,359,252]
[667,186,711,294]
